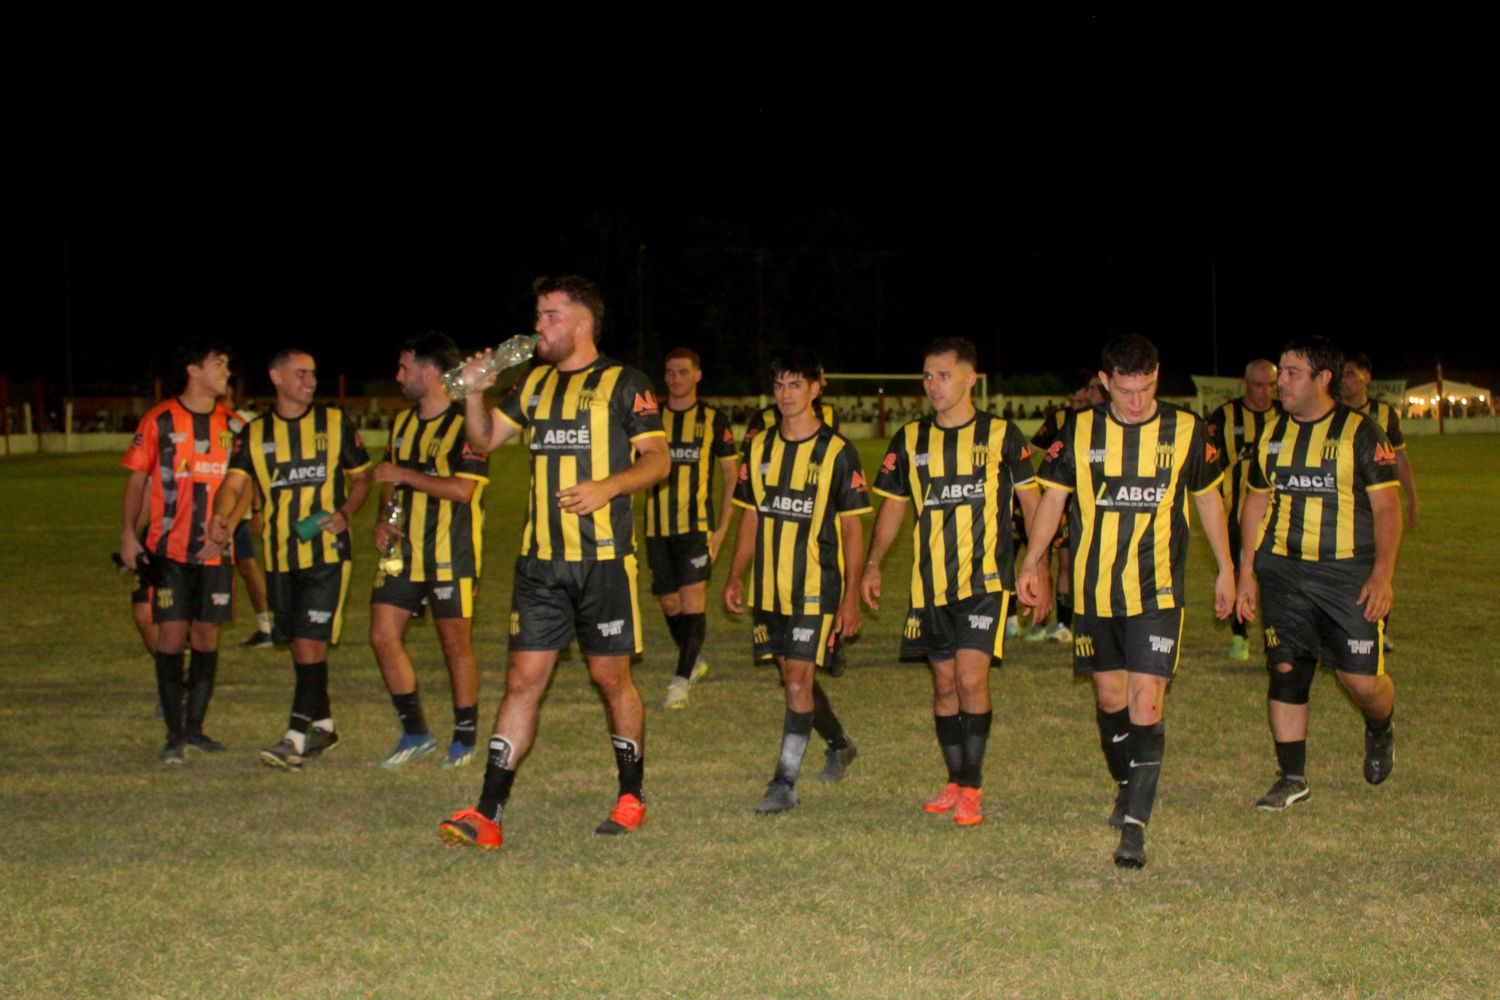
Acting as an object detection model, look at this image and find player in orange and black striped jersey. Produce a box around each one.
[646,348,740,710]
[211,347,373,771]
[1236,337,1403,811]
[440,276,669,851]
[1206,359,1280,660]
[863,337,1040,826]
[1019,334,1235,869]
[120,340,241,764]
[369,333,491,769]
[724,350,870,815]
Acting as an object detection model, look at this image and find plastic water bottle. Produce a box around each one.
[442,334,539,400]
[378,496,405,576]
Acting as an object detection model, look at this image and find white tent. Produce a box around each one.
[1403,379,1493,417]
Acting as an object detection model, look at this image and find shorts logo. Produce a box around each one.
[967,615,994,631]
[1265,627,1279,648]
[597,619,625,637]
[509,611,521,636]
[905,615,922,639]
[156,589,174,609]
[1348,638,1375,655]
[1148,634,1176,654]
[753,624,769,644]
[1074,635,1095,658]
[307,610,332,625]
[433,586,454,600]
[690,555,708,569]
[792,627,815,643]
[211,592,231,607]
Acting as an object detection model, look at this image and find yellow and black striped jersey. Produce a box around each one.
[745,401,839,439]
[228,404,372,572]
[1348,397,1405,450]
[1206,398,1280,525]
[732,424,871,615]
[497,356,665,562]
[645,401,738,538]
[385,404,490,581]
[873,412,1038,608]
[1247,404,1400,562]
[1038,402,1222,617]
[1029,407,1069,452]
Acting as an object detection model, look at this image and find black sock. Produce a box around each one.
[612,735,644,799]
[774,710,814,785]
[305,660,330,723]
[390,690,428,736]
[810,681,849,750]
[935,714,964,783]
[675,613,706,680]
[1123,722,1166,826]
[1096,706,1131,784]
[185,649,218,735]
[452,705,478,747]
[958,710,993,789]
[1365,712,1393,738]
[1057,595,1073,628]
[1231,617,1248,639]
[664,612,685,648]
[154,651,186,738]
[477,736,516,822]
[290,661,326,734]
[1274,739,1307,779]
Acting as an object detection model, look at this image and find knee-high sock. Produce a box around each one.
[959,710,993,789]
[675,613,706,680]
[184,649,218,735]
[1123,721,1166,826]
[478,735,517,822]
[612,735,644,799]
[290,661,327,734]
[935,714,963,783]
[774,710,814,785]
[810,681,849,749]
[1096,706,1131,785]
[154,651,186,738]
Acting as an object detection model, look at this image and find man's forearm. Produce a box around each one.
[1370,491,1403,579]
[121,473,147,537]
[1194,492,1234,573]
[1396,452,1418,505]
[866,499,906,566]
[1022,489,1067,566]
[401,470,478,504]
[602,447,670,499]
[343,473,373,520]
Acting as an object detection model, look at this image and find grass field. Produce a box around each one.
[2,435,1498,999]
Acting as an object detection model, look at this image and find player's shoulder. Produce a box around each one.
[140,398,179,422]
[1159,400,1205,427]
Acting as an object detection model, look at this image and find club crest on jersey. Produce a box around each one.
[1155,443,1175,468]
[219,430,235,449]
[805,462,821,485]
[971,443,989,466]
[1321,441,1340,460]
[315,433,329,453]
[576,388,597,410]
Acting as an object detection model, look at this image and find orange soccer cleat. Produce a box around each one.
[922,782,961,814]
[953,787,984,826]
[439,807,502,850]
[595,793,647,835]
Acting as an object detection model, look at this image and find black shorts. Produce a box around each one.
[1072,607,1184,678]
[1256,551,1384,676]
[131,580,152,606]
[900,591,1009,661]
[372,572,477,620]
[752,609,836,666]
[646,533,712,595]
[152,561,235,625]
[233,521,257,562]
[509,555,642,656]
[267,563,352,645]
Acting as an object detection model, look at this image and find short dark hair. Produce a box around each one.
[665,347,701,368]
[534,275,605,338]
[174,339,232,376]
[1283,336,1344,386]
[401,331,461,372]
[269,347,313,370]
[770,349,823,385]
[1066,367,1097,394]
[1101,334,1159,376]
[923,336,979,368]
[1346,351,1373,376]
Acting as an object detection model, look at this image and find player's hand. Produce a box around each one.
[835,595,862,639]
[460,350,500,393]
[709,527,728,565]
[321,511,348,535]
[723,577,744,615]
[1017,559,1053,623]
[1213,565,1236,621]
[120,531,145,567]
[1356,572,1395,622]
[860,562,881,611]
[373,520,402,553]
[1236,570,1258,624]
[556,479,614,516]
[249,512,263,535]
[1406,499,1419,529]
[205,514,233,546]
[373,462,408,486]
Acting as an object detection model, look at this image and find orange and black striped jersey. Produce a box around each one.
[497,356,665,562]
[1247,404,1400,562]
[227,404,371,572]
[1347,398,1405,450]
[873,412,1038,607]
[122,399,241,566]
[1206,398,1280,524]
[1038,402,1222,617]
[645,401,738,538]
[745,401,839,439]
[732,424,871,614]
[386,404,490,580]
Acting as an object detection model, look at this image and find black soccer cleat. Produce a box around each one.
[1364,723,1395,785]
[158,738,186,765]
[241,630,274,648]
[819,738,858,783]
[1255,774,1311,811]
[303,727,340,759]
[754,780,800,815]
[1108,782,1129,829]
[185,733,228,754]
[1113,822,1147,869]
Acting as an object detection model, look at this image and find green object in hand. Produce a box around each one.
[294,513,330,541]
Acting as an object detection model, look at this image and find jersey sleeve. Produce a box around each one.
[710,410,738,459]
[1357,418,1401,490]
[341,416,372,472]
[121,411,158,474]
[871,429,910,500]
[1037,414,1078,492]
[731,438,757,510]
[1184,415,1224,495]
[1205,404,1231,473]
[1246,431,1272,493]
[454,427,491,482]
[497,376,531,430]
[832,443,872,516]
[228,423,254,478]
[1003,422,1039,490]
[1383,405,1405,449]
[612,367,666,442]
[823,404,841,432]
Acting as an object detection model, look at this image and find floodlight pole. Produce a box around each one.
[1436,362,1445,435]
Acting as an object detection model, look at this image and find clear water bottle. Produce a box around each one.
[378,496,405,576]
[442,334,540,400]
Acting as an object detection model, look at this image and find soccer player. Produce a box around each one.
[121,340,241,764]
[723,350,869,815]
[1018,334,1235,868]
[439,276,668,851]
[645,347,739,709]
[1018,368,1107,643]
[1236,337,1402,811]
[208,347,373,770]
[367,333,490,768]
[862,337,1039,826]
[1206,359,1280,661]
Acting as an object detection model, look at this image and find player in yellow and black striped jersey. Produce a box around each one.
[646,348,740,710]
[862,337,1040,825]
[212,347,373,770]
[439,276,670,850]
[1206,358,1280,659]
[1019,334,1235,869]
[368,334,492,769]
[724,350,869,815]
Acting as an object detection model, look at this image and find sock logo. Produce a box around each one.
[487,736,513,769]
